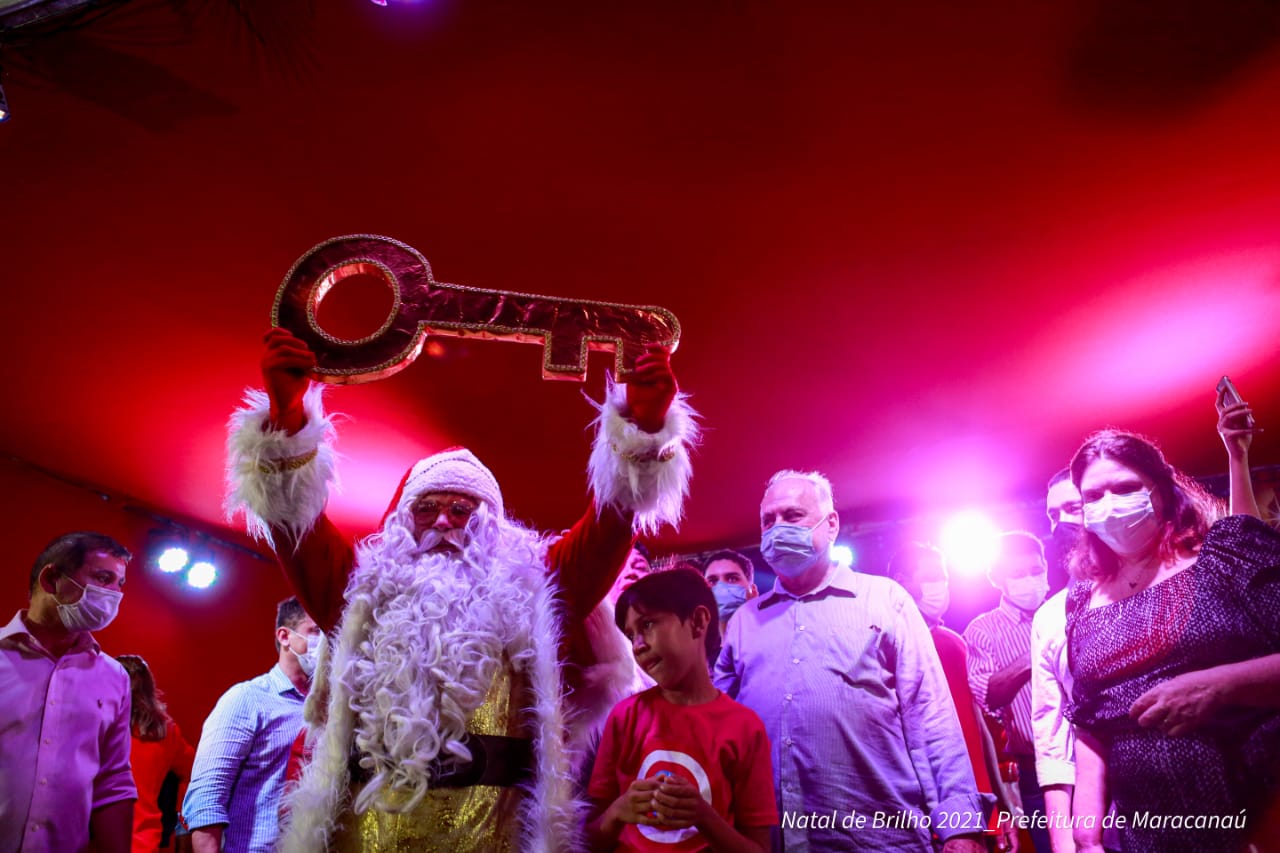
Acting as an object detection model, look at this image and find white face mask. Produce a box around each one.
[56,576,123,632]
[1083,488,1159,556]
[288,630,322,678]
[916,581,950,624]
[1003,574,1048,612]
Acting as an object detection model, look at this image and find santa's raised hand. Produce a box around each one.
[261,327,316,434]
[625,343,678,433]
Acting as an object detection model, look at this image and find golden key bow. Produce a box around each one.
[272,234,681,384]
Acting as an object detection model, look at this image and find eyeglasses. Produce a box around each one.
[411,499,478,523]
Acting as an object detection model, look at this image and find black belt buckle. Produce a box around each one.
[348,733,535,789]
[432,733,534,788]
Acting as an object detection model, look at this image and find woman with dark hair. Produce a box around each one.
[118,654,196,852]
[1064,413,1280,852]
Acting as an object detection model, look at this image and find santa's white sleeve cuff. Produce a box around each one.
[587,378,699,536]
[224,385,337,545]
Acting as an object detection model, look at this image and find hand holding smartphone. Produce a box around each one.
[1217,375,1255,428]
[1217,375,1244,408]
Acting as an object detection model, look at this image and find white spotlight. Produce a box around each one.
[187,561,217,589]
[939,510,1001,577]
[157,546,189,574]
[830,543,855,568]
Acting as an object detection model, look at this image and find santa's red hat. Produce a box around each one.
[382,447,504,525]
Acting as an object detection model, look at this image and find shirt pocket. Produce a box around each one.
[824,624,894,698]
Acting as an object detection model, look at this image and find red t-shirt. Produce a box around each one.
[588,688,778,851]
[129,722,196,853]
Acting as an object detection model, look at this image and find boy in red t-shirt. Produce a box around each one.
[585,569,777,852]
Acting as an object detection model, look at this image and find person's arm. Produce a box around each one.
[583,706,660,851]
[963,621,1000,714]
[1043,785,1075,853]
[985,656,1033,710]
[181,686,257,846]
[225,330,353,633]
[1130,653,1280,736]
[1071,730,1106,853]
[894,595,986,846]
[1217,393,1260,519]
[190,826,224,853]
[550,344,697,619]
[271,514,355,634]
[650,775,768,852]
[972,697,1022,849]
[90,668,137,853]
[1030,604,1076,853]
[585,780,664,850]
[88,799,134,853]
[712,608,743,698]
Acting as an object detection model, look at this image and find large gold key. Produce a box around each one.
[272,234,681,383]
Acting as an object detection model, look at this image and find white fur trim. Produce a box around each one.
[587,378,699,536]
[399,448,504,518]
[519,555,585,852]
[224,385,337,545]
[278,599,369,852]
[568,601,640,753]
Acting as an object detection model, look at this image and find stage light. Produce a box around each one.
[831,543,855,568]
[187,561,217,589]
[156,546,189,574]
[939,510,1001,577]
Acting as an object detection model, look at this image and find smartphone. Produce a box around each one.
[1217,375,1255,427]
[1217,375,1244,407]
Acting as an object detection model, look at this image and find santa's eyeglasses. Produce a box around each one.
[411,499,478,523]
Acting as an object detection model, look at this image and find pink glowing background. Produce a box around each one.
[1,0,1279,554]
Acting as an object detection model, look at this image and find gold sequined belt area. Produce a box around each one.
[350,733,534,789]
[331,783,525,853]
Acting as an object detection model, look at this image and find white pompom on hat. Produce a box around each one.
[394,447,504,518]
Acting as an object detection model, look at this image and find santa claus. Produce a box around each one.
[224,328,697,852]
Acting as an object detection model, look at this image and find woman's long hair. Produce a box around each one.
[118,654,171,742]
[1068,429,1221,582]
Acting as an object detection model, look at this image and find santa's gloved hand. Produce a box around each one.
[261,327,316,434]
[625,343,678,434]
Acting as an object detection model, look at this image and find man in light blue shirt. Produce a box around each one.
[714,470,984,852]
[183,597,319,853]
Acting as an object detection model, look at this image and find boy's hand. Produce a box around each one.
[651,775,709,830]
[605,778,663,828]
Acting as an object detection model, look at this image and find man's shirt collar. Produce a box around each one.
[759,564,859,608]
[1,610,100,656]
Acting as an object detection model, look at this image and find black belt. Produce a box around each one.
[350,733,534,789]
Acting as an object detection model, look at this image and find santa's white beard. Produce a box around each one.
[337,505,549,814]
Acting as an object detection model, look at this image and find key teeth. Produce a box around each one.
[275,234,682,385]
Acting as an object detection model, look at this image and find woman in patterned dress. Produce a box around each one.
[1064,408,1280,853]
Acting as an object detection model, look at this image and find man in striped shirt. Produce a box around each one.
[183,597,319,853]
[963,531,1051,853]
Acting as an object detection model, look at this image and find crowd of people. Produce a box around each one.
[2,329,1278,853]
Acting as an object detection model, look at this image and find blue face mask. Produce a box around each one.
[761,518,828,579]
[711,582,749,622]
